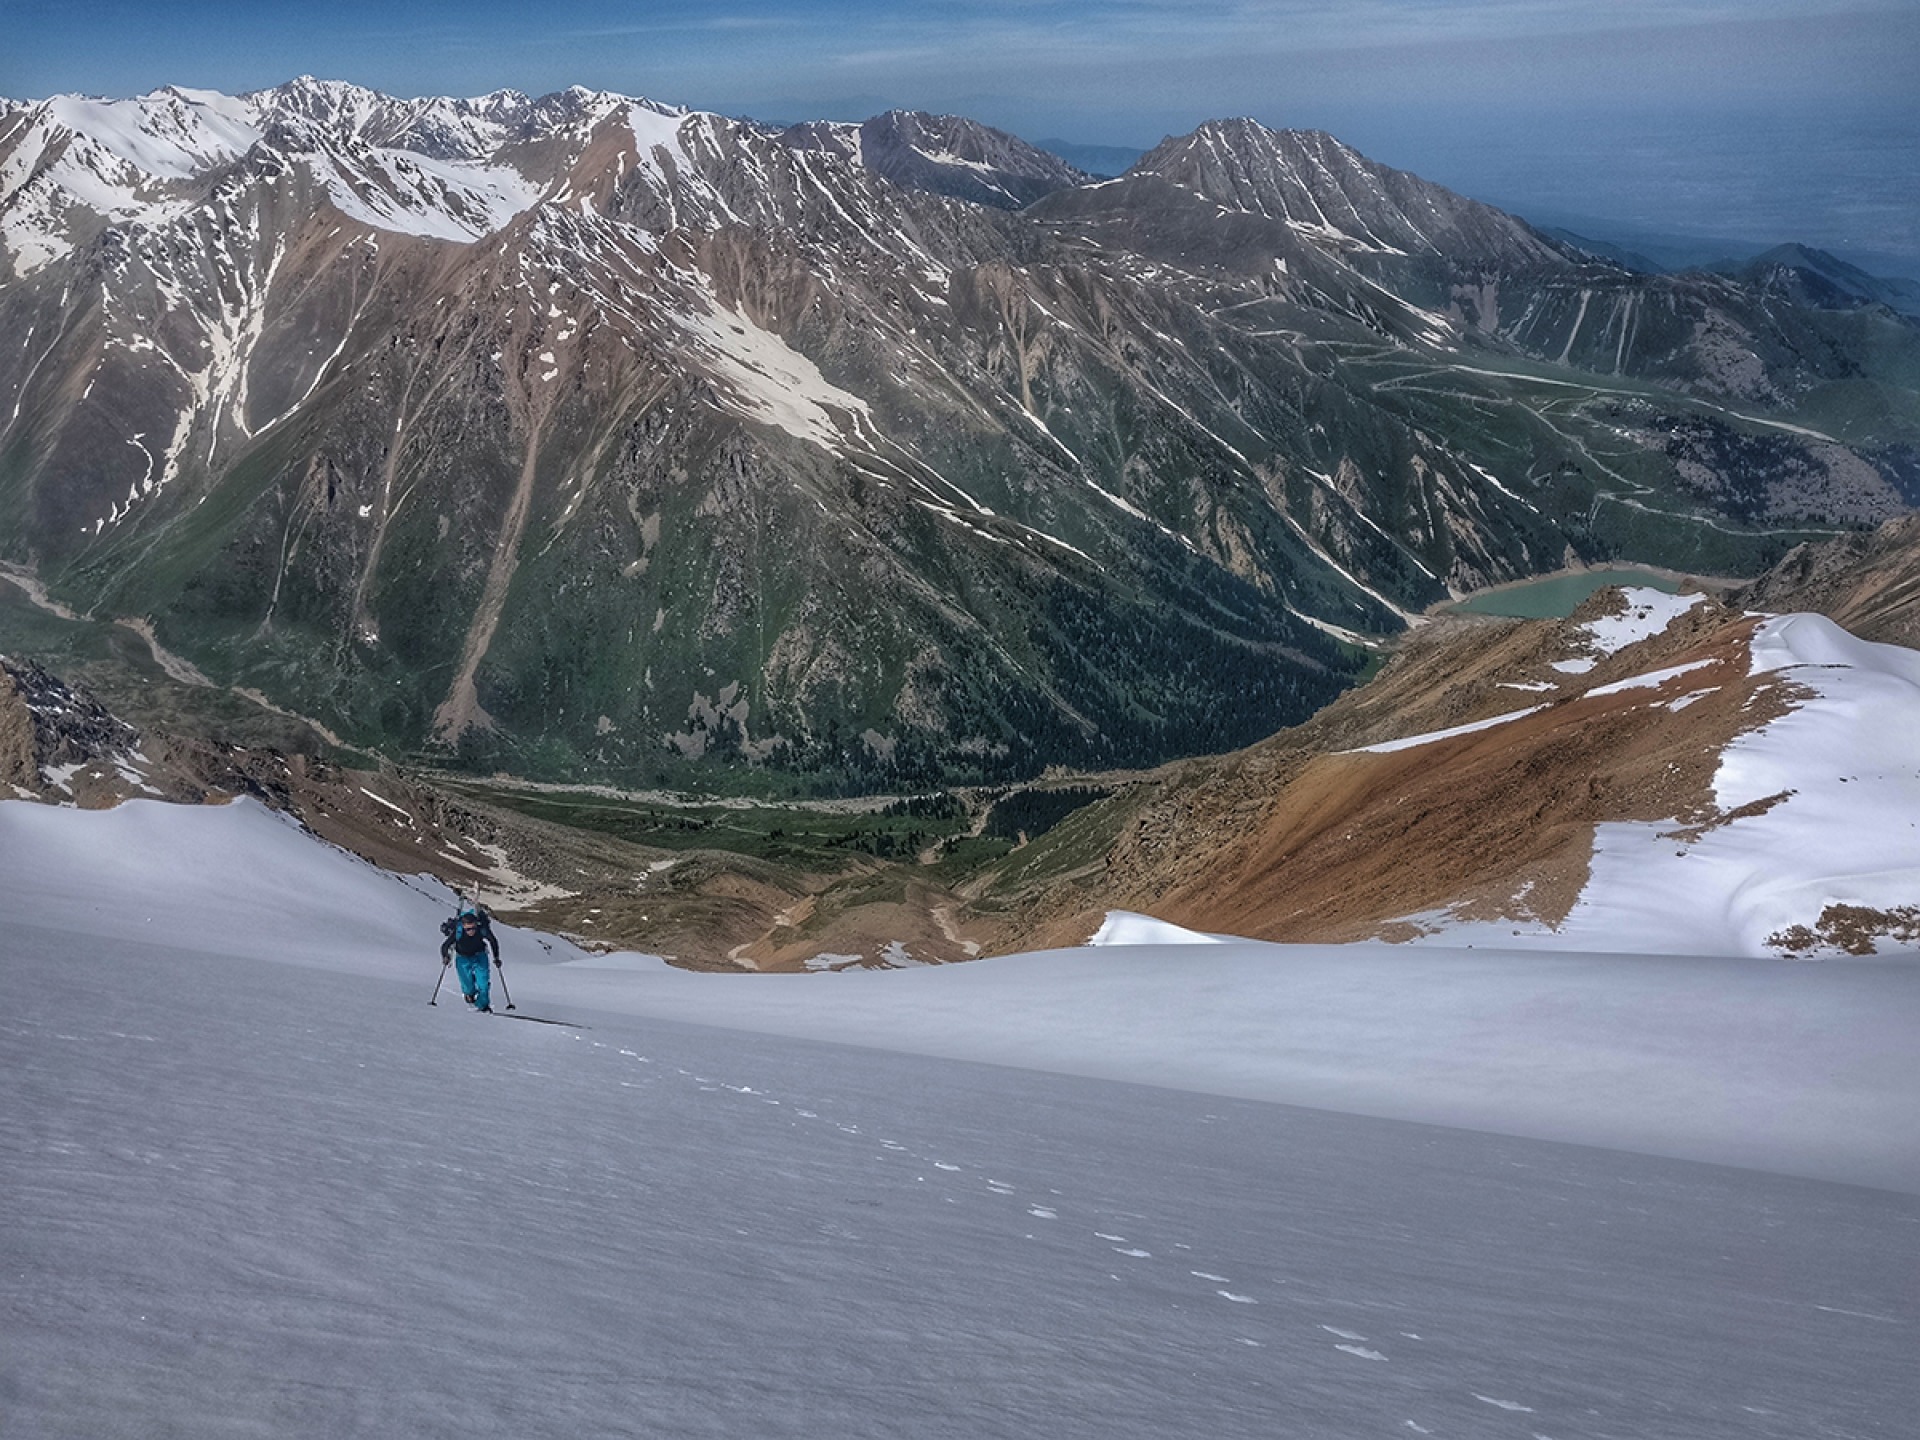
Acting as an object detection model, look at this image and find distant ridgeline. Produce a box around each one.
[2,83,1916,792]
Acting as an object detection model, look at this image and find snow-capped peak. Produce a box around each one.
[45,89,262,178]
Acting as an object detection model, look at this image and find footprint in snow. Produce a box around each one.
[1474,1395,1535,1413]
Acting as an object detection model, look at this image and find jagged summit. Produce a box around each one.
[779,108,1087,209]
[1,79,1912,791]
[1082,115,1569,271]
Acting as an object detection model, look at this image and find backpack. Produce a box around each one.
[441,904,494,944]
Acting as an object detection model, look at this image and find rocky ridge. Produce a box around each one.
[0,84,1915,794]
[1732,512,1920,649]
[967,578,1918,958]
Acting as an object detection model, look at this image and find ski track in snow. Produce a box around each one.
[9,930,1916,1439]
[346,989,1914,1436]
[4,799,1918,1438]
[543,1017,1584,1431]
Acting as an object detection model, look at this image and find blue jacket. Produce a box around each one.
[441,915,499,962]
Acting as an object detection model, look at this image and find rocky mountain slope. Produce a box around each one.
[2,83,1916,792]
[1732,512,1920,649]
[11,557,1917,967]
[970,579,1920,959]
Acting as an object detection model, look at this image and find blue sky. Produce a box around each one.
[5,1,1918,271]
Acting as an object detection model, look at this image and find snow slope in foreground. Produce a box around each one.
[5,797,1918,1439]
[4,795,1917,1193]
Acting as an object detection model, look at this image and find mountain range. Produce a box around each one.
[2,80,1917,792]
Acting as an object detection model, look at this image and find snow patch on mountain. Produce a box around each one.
[1581,587,1706,655]
[676,281,871,452]
[1089,912,1227,946]
[1402,611,1920,955]
[627,102,689,169]
[1347,704,1549,755]
[314,146,541,242]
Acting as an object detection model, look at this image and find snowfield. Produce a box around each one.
[3,797,1917,1437]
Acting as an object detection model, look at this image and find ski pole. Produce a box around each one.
[430,958,448,1006]
[494,959,515,1012]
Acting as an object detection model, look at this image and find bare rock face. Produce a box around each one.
[1732,514,1920,649]
[0,667,38,794]
[1,86,1913,791]
[0,656,145,805]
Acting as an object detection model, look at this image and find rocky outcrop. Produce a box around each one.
[0,656,146,806]
[972,588,1813,949]
[1732,514,1920,648]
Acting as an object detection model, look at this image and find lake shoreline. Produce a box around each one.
[1433,563,1748,620]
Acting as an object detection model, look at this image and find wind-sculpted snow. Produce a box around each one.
[3,795,1916,1189]
[2,794,1917,1437]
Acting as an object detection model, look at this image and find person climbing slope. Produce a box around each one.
[440,903,502,1012]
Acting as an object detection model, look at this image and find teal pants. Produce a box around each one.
[456,953,491,1009]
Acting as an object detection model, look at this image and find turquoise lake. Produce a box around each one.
[1444,569,1683,620]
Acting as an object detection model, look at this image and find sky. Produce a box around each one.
[5,1,1919,271]
[4,5,1919,262]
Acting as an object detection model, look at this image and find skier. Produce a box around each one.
[441,904,502,1012]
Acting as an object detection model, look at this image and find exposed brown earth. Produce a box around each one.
[7,557,1910,967]
[1734,513,1920,650]
[974,589,1808,951]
